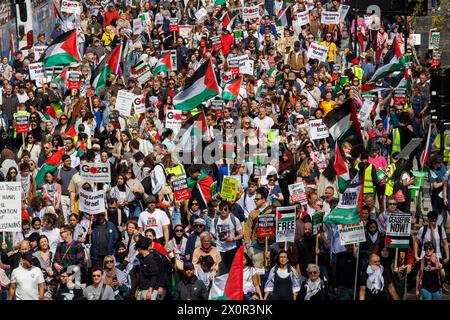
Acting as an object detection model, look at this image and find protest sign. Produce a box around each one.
[210,99,224,118]
[338,4,350,21]
[412,34,421,46]
[428,31,440,50]
[172,178,191,201]
[243,6,260,20]
[338,222,366,245]
[276,206,296,243]
[321,11,340,25]
[0,182,22,232]
[79,190,105,215]
[393,88,407,105]
[161,50,177,70]
[297,11,310,26]
[195,7,207,21]
[234,30,243,44]
[140,12,152,26]
[115,90,134,117]
[80,162,111,183]
[133,94,146,114]
[257,215,276,238]
[33,46,47,61]
[131,60,152,85]
[220,177,239,201]
[67,71,81,90]
[212,35,222,51]
[397,138,423,159]
[385,213,412,248]
[169,18,179,32]
[61,0,81,14]
[358,99,374,122]
[15,114,30,133]
[307,43,328,62]
[309,119,329,139]
[29,62,44,80]
[178,25,193,39]
[288,182,307,205]
[312,211,324,235]
[239,58,254,76]
[227,56,240,75]
[166,109,182,134]
[133,18,143,35]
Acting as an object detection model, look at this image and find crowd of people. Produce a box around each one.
[0,0,448,301]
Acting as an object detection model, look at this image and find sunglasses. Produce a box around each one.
[195,225,205,228]
[425,247,434,251]
[192,203,199,206]
[308,271,318,275]
[175,229,184,232]
[105,260,114,263]
[254,197,262,201]
[388,203,397,206]
[92,274,102,278]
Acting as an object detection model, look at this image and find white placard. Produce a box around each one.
[115,90,134,117]
[33,45,47,61]
[61,0,81,14]
[306,42,329,62]
[79,189,106,215]
[133,18,143,35]
[243,6,260,20]
[309,119,329,139]
[179,25,193,39]
[0,182,22,232]
[133,94,146,114]
[412,34,421,46]
[321,11,340,25]
[338,5,350,22]
[338,222,366,245]
[29,62,45,80]
[358,99,374,122]
[80,162,111,183]
[195,8,207,21]
[166,109,182,134]
[35,76,52,87]
[239,59,254,76]
[275,206,296,243]
[297,11,310,26]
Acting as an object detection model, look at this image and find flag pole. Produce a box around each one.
[353,243,359,300]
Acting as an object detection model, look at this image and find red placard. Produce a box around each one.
[172,178,191,202]
[257,215,275,238]
[15,114,30,133]
[212,36,222,51]
[169,18,179,32]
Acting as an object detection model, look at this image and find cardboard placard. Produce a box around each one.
[165,109,182,134]
[0,182,22,232]
[338,5,350,22]
[80,162,111,183]
[358,99,374,122]
[133,18,143,35]
[220,176,239,201]
[257,214,276,238]
[29,62,45,80]
[15,114,30,133]
[61,0,81,14]
[385,213,412,248]
[212,35,222,51]
[243,6,260,20]
[288,182,307,205]
[79,189,106,215]
[309,119,329,139]
[133,94,146,114]
[115,90,134,117]
[276,206,296,243]
[297,11,310,26]
[307,42,329,62]
[172,178,191,201]
[67,71,81,90]
[321,11,340,25]
[338,222,366,245]
[169,18,179,32]
[33,46,47,61]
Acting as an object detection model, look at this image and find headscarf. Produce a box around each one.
[304,277,322,300]
[278,151,294,172]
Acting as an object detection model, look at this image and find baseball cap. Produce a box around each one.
[194,218,206,226]
[183,261,194,270]
[145,195,157,204]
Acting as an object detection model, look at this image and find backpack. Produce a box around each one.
[214,213,242,247]
[420,225,446,259]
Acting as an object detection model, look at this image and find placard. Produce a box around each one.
[195,7,207,21]
[309,119,329,139]
[276,206,296,243]
[210,99,224,118]
[33,45,47,61]
[0,182,22,232]
[15,114,30,133]
[79,189,106,215]
[412,33,421,46]
[80,162,111,183]
[133,18,143,35]
[312,211,324,235]
[140,12,152,26]
[297,11,310,26]
[385,213,411,248]
[165,109,182,133]
[239,58,254,76]
[212,35,222,51]
[288,182,307,205]
[172,178,191,201]
[29,62,44,80]
[133,94,146,114]
[338,222,366,245]
[179,25,193,39]
[220,176,239,201]
[428,31,440,50]
[115,90,134,117]
[257,214,275,238]
[61,0,81,14]
[67,71,81,90]
[169,18,179,32]
[243,6,260,20]
[307,42,329,62]
[321,11,340,25]
[358,99,374,122]
[338,4,350,22]
[393,88,407,105]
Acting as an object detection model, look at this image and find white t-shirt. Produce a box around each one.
[41,228,61,255]
[10,265,45,300]
[252,116,274,136]
[210,214,242,253]
[243,266,257,294]
[138,209,170,239]
[417,226,447,259]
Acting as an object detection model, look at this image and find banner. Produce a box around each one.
[257,214,276,238]
[80,162,111,183]
[165,109,182,134]
[172,178,191,201]
[358,99,374,122]
[338,222,366,245]
[321,11,340,25]
[220,177,239,201]
[276,206,296,243]
[115,90,134,117]
[79,190,106,215]
[297,11,310,26]
[385,213,411,248]
[0,182,22,232]
[61,0,81,14]
[243,6,260,20]
[288,182,307,205]
[307,42,329,62]
[133,18,143,35]
[309,119,329,139]
[133,94,146,114]
[15,114,30,133]
[29,62,45,80]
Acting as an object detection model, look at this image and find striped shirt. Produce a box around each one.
[54,240,85,269]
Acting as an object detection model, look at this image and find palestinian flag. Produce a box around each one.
[214,0,227,6]
[35,148,66,187]
[369,55,412,83]
[275,5,292,27]
[222,77,242,100]
[153,52,172,75]
[174,60,219,111]
[76,140,86,157]
[323,98,354,141]
[8,34,15,65]
[334,141,350,192]
[208,246,244,300]
[65,125,77,138]
[52,0,63,21]
[186,169,214,205]
[40,29,81,77]
[91,43,122,95]
[323,170,363,225]
[219,12,231,30]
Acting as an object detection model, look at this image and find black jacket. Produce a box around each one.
[136,252,165,291]
[297,278,328,300]
[175,275,208,300]
[1,251,41,271]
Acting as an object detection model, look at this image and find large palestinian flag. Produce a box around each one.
[334,141,350,192]
[40,29,81,77]
[153,52,172,75]
[208,246,244,300]
[91,43,122,94]
[174,60,219,111]
[222,77,242,100]
[323,98,359,142]
[369,55,412,83]
[35,148,66,187]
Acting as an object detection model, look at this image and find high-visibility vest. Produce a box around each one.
[165,164,186,178]
[267,128,279,148]
[433,134,450,163]
[391,128,401,154]
[364,164,375,194]
[13,110,30,138]
[385,163,396,197]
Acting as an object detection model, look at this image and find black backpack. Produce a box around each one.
[214,214,242,247]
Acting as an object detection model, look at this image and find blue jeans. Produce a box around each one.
[338,287,354,300]
[421,288,443,300]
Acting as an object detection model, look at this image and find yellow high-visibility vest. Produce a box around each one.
[364,164,375,194]
[385,163,396,197]
[391,128,401,154]
[433,134,450,163]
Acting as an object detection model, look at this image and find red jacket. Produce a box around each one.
[103,9,120,28]
[220,34,235,56]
